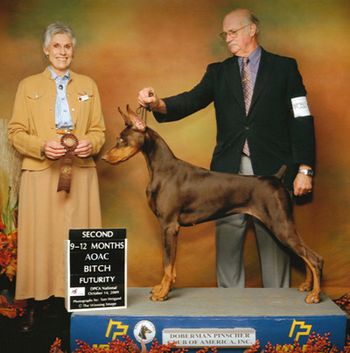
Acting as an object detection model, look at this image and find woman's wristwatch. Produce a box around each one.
[298,168,314,177]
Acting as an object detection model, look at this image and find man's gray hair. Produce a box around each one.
[248,12,260,34]
[43,22,76,48]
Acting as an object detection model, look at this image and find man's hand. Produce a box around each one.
[293,169,313,196]
[137,87,167,113]
[75,140,93,158]
[43,140,66,160]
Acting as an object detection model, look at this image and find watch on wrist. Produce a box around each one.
[298,168,314,177]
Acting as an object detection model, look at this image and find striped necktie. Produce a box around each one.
[242,57,253,114]
[241,57,253,155]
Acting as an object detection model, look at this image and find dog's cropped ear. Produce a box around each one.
[118,107,133,127]
[127,104,146,132]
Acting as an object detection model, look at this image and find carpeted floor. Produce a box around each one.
[0,314,70,353]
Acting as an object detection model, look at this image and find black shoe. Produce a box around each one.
[43,297,68,320]
[18,304,38,333]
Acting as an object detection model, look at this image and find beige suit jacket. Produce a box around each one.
[8,68,105,170]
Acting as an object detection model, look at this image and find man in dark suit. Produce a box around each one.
[138,8,315,288]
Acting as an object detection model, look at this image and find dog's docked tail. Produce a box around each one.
[274,165,287,180]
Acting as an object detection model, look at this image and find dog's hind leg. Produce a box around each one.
[263,215,323,303]
[252,186,323,303]
[298,248,323,303]
[151,221,179,301]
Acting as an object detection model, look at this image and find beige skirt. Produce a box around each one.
[15,164,102,300]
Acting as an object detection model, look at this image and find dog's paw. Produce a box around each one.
[298,281,312,292]
[150,283,170,301]
[305,291,320,304]
[150,293,168,301]
[151,284,163,295]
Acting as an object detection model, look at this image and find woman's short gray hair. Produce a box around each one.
[43,22,77,48]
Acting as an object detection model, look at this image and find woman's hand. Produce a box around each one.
[43,140,66,160]
[75,140,93,158]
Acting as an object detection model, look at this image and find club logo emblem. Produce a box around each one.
[133,320,156,343]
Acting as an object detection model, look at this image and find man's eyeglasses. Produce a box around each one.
[219,24,250,40]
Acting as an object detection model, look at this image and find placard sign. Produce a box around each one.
[66,228,127,312]
[162,328,256,347]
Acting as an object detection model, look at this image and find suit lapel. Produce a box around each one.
[224,56,246,114]
[249,49,273,115]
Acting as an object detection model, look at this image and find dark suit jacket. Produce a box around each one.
[154,48,315,189]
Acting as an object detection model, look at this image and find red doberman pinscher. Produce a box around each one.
[103,105,323,304]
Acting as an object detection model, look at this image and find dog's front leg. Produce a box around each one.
[150,222,179,301]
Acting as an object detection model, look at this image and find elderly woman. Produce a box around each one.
[8,22,105,331]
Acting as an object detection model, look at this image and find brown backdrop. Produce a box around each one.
[0,0,349,298]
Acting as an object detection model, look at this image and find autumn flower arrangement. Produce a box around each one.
[0,118,22,318]
[0,118,21,282]
[0,194,18,281]
[49,334,350,353]
[334,293,350,317]
[245,333,350,353]
[50,336,218,353]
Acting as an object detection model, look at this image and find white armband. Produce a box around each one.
[291,96,311,118]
